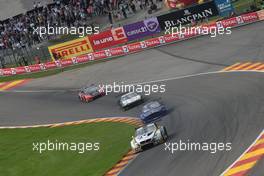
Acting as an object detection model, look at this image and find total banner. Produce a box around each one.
[123,17,161,41]
[216,12,259,28]
[48,37,94,61]
[157,1,219,30]
[88,27,127,50]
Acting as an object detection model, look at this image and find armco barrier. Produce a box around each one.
[0,11,262,77]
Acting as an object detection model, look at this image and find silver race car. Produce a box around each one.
[130,123,168,153]
[119,92,143,110]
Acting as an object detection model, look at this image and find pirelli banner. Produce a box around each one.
[48,37,93,60]
[157,1,219,30]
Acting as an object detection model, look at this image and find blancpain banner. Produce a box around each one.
[157,1,219,30]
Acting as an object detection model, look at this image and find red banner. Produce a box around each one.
[30,65,42,72]
[88,27,128,51]
[45,62,58,69]
[75,55,89,63]
[2,68,14,76]
[126,42,142,53]
[109,47,125,56]
[61,59,74,67]
[163,33,181,43]
[93,50,107,60]
[218,17,238,28]
[145,38,161,47]
[14,67,27,74]
[241,12,259,23]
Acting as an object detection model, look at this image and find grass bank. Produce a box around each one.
[0,122,134,176]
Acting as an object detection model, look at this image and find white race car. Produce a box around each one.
[119,92,143,110]
[130,123,168,153]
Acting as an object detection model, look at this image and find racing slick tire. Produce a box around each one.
[160,126,168,143]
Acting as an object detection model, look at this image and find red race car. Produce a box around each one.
[78,84,105,102]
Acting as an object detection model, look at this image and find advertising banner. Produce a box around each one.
[109,47,126,56]
[123,17,161,41]
[214,0,234,17]
[14,67,27,74]
[29,65,42,72]
[88,27,127,50]
[61,59,74,67]
[216,17,238,28]
[48,37,93,61]
[2,68,14,76]
[144,38,161,47]
[257,9,264,20]
[75,55,89,63]
[93,50,108,60]
[241,12,259,23]
[157,1,219,30]
[127,42,142,53]
[163,33,181,43]
[45,61,58,69]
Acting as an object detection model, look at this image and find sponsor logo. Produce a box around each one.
[39,63,46,70]
[122,45,129,53]
[110,47,124,55]
[48,37,93,60]
[72,57,78,64]
[112,27,127,41]
[105,49,112,57]
[158,36,166,44]
[158,1,219,29]
[236,16,244,24]
[124,17,161,41]
[88,53,94,61]
[25,66,31,73]
[140,41,147,48]
[184,9,191,16]
[93,51,106,58]
[88,28,128,50]
[145,20,159,32]
[11,68,16,75]
[55,60,62,67]
[0,69,3,76]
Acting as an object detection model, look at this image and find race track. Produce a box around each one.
[0,22,264,175]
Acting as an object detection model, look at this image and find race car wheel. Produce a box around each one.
[160,126,168,142]
[79,96,83,102]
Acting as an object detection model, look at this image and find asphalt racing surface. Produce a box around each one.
[0,22,264,175]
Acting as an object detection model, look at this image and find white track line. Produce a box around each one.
[1,70,264,93]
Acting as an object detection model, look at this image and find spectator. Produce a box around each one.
[34,55,41,64]
[0,56,5,68]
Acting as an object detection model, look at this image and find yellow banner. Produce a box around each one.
[48,37,93,60]
[257,9,264,20]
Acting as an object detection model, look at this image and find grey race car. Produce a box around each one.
[119,92,143,110]
[130,123,168,153]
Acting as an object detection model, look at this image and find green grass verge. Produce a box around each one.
[0,122,135,176]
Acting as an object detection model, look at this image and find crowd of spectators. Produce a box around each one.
[0,0,153,52]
